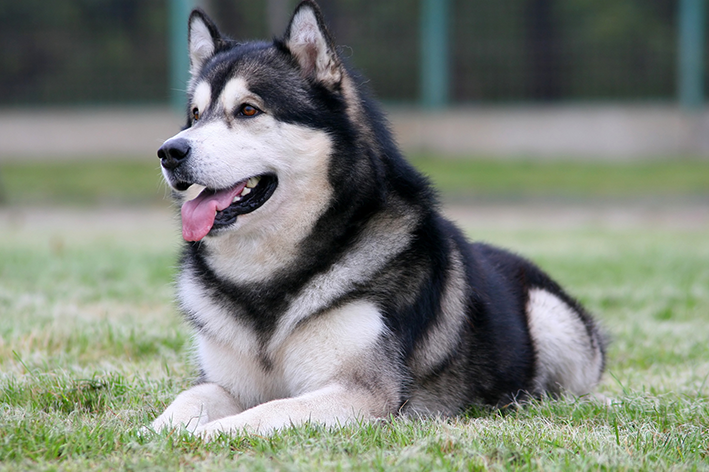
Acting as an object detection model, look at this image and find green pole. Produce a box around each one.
[169,0,195,111]
[678,0,705,110]
[420,0,450,108]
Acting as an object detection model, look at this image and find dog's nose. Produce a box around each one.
[157,139,191,170]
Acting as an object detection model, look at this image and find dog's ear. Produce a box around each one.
[188,9,222,77]
[284,1,342,87]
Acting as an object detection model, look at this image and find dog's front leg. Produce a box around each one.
[194,383,384,439]
[152,383,243,433]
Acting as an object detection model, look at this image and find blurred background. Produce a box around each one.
[2,5,709,465]
[0,0,708,212]
[0,0,702,107]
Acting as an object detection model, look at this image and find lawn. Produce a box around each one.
[2,156,709,205]
[0,158,707,470]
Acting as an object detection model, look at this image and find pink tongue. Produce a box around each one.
[181,182,247,241]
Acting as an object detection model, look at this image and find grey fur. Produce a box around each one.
[152,1,606,438]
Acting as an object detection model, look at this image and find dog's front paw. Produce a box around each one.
[194,418,261,441]
[193,422,222,441]
[193,422,229,441]
[151,408,208,434]
[151,383,243,435]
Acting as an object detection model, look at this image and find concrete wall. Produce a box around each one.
[392,105,709,159]
[0,108,181,160]
[1,105,708,160]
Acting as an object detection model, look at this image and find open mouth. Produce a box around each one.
[179,174,278,241]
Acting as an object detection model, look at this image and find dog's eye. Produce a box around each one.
[192,107,200,121]
[238,104,261,117]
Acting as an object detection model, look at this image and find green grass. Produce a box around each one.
[1,219,708,470]
[0,158,168,206]
[1,158,708,470]
[410,155,709,202]
[2,156,709,205]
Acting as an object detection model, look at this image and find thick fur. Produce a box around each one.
[153,1,605,438]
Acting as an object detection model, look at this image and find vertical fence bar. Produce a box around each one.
[678,0,705,110]
[420,0,450,108]
[170,0,195,111]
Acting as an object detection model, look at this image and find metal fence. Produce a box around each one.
[0,0,704,108]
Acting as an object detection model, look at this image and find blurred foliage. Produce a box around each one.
[0,159,167,206]
[1,157,708,206]
[453,0,677,101]
[0,0,167,105]
[0,0,690,105]
[410,155,709,202]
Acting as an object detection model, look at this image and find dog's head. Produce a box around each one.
[158,1,348,242]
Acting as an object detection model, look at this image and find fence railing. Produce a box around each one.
[0,0,705,109]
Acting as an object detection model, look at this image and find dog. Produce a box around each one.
[152,0,606,439]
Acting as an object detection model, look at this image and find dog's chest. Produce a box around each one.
[178,270,385,409]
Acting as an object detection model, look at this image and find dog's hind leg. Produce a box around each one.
[151,383,243,433]
[526,288,605,396]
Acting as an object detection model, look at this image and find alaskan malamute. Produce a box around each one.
[153,0,605,438]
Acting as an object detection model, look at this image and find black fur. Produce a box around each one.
[170,0,605,415]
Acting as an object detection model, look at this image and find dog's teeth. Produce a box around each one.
[246,177,260,188]
[241,187,252,196]
[233,196,242,203]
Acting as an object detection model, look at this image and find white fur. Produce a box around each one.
[527,288,603,395]
[152,383,242,433]
[202,120,333,283]
[159,75,334,283]
[194,384,375,437]
[269,209,418,350]
[220,78,256,114]
[192,81,211,117]
[286,6,341,85]
[189,18,216,76]
[154,6,605,440]
[196,329,286,409]
[197,300,385,405]
[161,383,375,438]
[276,301,385,393]
[153,301,387,436]
[177,272,258,358]
[189,17,216,74]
